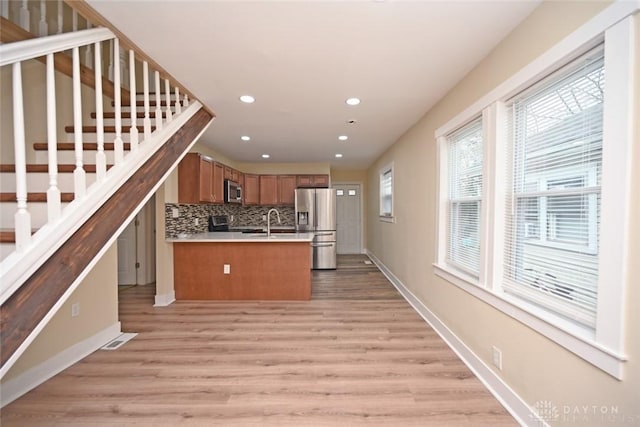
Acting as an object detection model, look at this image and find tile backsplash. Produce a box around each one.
[165,203,295,237]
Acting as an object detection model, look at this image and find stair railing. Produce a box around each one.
[0,27,204,306]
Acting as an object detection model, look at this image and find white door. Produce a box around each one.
[335,184,362,254]
[117,218,137,285]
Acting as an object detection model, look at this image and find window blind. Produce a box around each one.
[380,168,393,217]
[447,117,483,276]
[503,46,604,328]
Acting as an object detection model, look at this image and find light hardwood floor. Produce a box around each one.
[1,255,516,426]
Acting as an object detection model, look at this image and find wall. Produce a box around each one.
[1,244,119,384]
[366,1,640,425]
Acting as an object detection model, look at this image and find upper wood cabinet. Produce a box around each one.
[224,166,242,183]
[278,175,297,205]
[211,162,225,204]
[259,175,278,205]
[178,154,225,204]
[178,153,214,203]
[243,174,260,205]
[297,174,329,188]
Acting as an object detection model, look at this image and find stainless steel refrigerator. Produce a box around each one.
[295,188,337,269]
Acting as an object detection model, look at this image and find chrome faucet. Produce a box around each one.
[267,208,281,237]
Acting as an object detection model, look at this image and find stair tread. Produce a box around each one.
[0,164,104,173]
[94,111,167,119]
[64,125,151,133]
[0,192,75,202]
[0,229,37,243]
[33,142,132,151]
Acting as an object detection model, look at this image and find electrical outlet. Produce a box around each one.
[230,215,234,222]
[224,264,231,274]
[194,218,199,226]
[262,215,267,221]
[172,208,179,218]
[71,302,80,317]
[492,346,502,370]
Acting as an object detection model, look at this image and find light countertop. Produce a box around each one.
[167,231,314,243]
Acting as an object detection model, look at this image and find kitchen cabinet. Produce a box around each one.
[212,162,225,203]
[259,175,278,205]
[224,166,242,183]
[297,174,329,188]
[278,175,297,205]
[178,153,214,203]
[243,174,260,205]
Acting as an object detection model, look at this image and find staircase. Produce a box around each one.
[0,2,214,379]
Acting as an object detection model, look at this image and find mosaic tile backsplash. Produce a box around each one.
[165,203,295,237]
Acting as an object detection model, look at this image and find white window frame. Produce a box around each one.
[433,4,637,379]
[379,162,394,222]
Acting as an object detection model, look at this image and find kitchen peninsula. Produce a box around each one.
[168,232,313,300]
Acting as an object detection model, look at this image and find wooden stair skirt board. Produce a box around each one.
[0,17,130,104]
[0,108,213,369]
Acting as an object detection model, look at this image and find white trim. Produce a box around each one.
[378,162,394,219]
[433,262,626,379]
[154,290,176,307]
[0,27,114,66]
[0,322,121,407]
[0,103,212,379]
[596,14,635,355]
[435,0,639,138]
[366,250,537,427]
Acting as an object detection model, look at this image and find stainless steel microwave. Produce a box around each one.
[224,180,242,204]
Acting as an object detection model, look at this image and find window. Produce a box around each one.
[379,164,393,220]
[446,117,483,276]
[433,9,636,378]
[504,47,604,328]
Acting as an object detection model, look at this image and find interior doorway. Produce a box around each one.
[117,196,156,286]
[334,183,362,254]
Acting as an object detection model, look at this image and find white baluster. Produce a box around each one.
[183,94,189,107]
[57,0,63,34]
[19,0,30,31]
[94,42,106,181]
[142,61,151,139]
[2,0,10,19]
[120,49,128,90]
[154,71,163,131]
[72,47,86,198]
[72,9,77,31]
[84,23,93,68]
[113,39,124,165]
[129,50,138,151]
[46,54,61,221]
[165,79,173,123]
[108,39,114,81]
[12,62,32,251]
[38,0,48,36]
[174,87,181,115]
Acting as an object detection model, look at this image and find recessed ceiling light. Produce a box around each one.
[239,95,255,104]
[241,135,251,141]
[345,97,360,106]
[261,154,270,159]
[338,135,348,141]
[335,153,343,158]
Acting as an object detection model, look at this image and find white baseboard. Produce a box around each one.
[0,322,121,408]
[366,250,539,427]
[154,290,175,307]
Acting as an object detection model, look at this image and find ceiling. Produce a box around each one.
[88,1,539,170]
